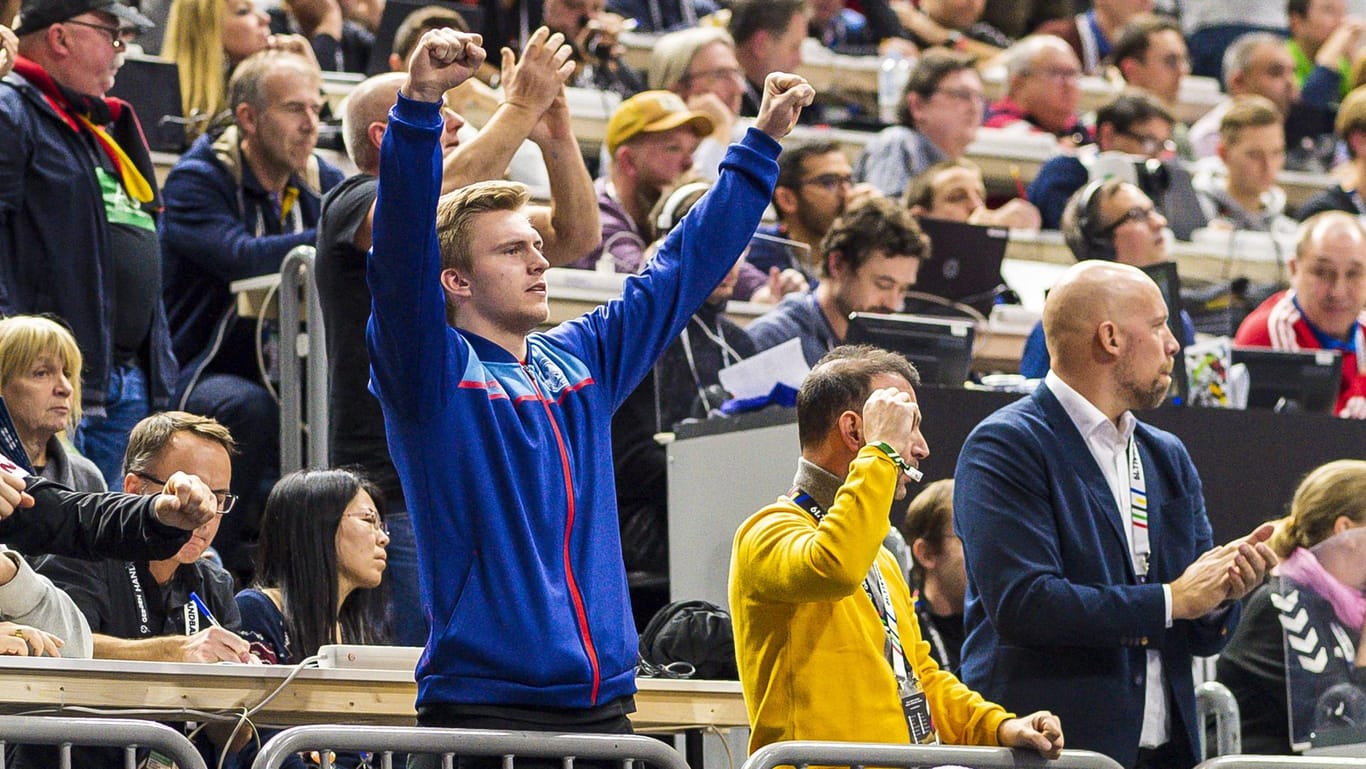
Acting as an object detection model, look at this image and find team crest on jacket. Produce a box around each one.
[528,354,575,395]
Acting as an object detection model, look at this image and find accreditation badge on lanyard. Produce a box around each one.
[793,488,939,744]
[863,566,938,743]
[1128,435,1151,582]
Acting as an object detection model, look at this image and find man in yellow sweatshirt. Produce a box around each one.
[729,345,1065,754]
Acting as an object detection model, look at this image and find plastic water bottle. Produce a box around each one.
[877,54,913,125]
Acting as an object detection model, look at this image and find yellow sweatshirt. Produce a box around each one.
[729,446,1012,752]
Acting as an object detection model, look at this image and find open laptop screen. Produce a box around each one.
[906,217,1008,320]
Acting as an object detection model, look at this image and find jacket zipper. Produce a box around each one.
[524,361,602,705]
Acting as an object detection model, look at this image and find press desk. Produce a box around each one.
[0,656,746,732]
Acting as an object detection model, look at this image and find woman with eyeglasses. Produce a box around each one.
[0,316,106,492]
[235,468,391,665]
[219,468,391,767]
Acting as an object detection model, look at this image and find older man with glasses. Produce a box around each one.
[1028,90,1177,229]
[855,48,986,199]
[649,26,749,179]
[984,34,1089,145]
[25,410,249,767]
[1,0,180,494]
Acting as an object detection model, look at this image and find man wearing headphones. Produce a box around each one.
[569,90,713,273]
[609,180,758,629]
[1019,179,1194,378]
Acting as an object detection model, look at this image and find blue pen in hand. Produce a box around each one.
[188,591,222,628]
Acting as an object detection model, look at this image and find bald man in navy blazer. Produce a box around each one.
[954,261,1277,769]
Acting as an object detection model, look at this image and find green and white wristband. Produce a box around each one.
[870,441,923,482]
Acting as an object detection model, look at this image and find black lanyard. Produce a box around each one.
[126,563,201,636]
[125,561,153,635]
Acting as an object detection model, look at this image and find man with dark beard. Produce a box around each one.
[747,195,925,367]
[954,260,1278,769]
[745,140,877,291]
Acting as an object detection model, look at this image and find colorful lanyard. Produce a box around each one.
[792,488,939,743]
[1127,435,1151,583]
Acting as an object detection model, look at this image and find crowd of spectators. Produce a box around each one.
[1,1,1365,768]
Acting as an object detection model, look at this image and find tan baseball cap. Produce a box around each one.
[605,91,714,155]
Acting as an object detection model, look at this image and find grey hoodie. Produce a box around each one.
[1191,161,1298,236]
[0,548,92,657]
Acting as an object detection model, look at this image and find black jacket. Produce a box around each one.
[0,478,191,561]
[0,71,178,413]
[611,302,753,572]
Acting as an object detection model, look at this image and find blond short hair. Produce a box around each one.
[123,411,238,476]
[1219,94,1281,147]
[435,180,532,275]
[1267,460,1366,558]
[0,315,84,429]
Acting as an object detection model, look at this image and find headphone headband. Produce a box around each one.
[655,182,714,236]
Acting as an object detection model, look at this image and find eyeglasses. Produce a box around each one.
[1120,131,1177,157]
[62,19,139,51]
[932,87,986,105]
[346,511,390,535]
[133,471,237,514]
[685,66,744,84]
[1148,52,1190,71]
[1101,206,1160,236]
[801,173,854,191]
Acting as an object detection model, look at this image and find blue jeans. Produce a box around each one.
[383,510,428,646]
[75,363,150,489]
[183,373,278,579]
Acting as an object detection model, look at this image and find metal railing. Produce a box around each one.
[250,725,692,769]
[278,245,330,473]
[1198,680,1242,758]
[1196,758,1366,768]
[0,715,207,769]
[740,740,1125,769]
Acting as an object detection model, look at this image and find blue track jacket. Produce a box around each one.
[368,92,779,710]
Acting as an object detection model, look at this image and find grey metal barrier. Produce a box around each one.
[740,740,1126,769]
[1196,758,1366,768]
[1197,680,1242,759]
[250,725,693,769]
[278,245,330,474]
[0,714,208,769]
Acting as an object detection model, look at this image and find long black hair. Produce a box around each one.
[253,468,391,659]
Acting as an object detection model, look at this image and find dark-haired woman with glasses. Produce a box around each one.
[219,468,391,767]
[235,468,391,665]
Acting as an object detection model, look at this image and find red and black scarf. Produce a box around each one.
[12,55,161,209]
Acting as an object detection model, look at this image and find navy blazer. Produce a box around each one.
[954,384,1239,769]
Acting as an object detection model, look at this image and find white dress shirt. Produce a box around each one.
[1045,371,1172,749]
